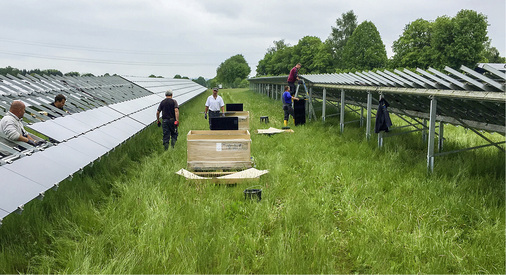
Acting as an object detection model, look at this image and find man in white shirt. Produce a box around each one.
[0,100,40,146]
[204,88,225,129]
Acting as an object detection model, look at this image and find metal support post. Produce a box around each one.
[438,122,444,152]
[427,97,437,173]
[308,86,316,121]
[366,91,372,140]
[422,119,428,142]
[378,131,384,148]
[322,88,326,122]
[340,89,345,133]
[305,91,309,118]
[360,107,364,127]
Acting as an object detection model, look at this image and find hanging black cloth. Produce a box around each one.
[375,97,392,133]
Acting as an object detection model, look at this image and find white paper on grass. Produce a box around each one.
[256,127,289,134]
[176,168,269,180]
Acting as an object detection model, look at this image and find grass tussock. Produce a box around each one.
[0,88,504,274]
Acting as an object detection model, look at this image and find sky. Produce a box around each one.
[1,0,504,79]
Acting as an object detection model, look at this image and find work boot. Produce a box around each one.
[163,143,169,150]
[284,120,288,127]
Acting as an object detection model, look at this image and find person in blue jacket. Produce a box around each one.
[282,85,299,127]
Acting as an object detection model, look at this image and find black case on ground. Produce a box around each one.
[293,98,305,125]
[226,103,243,111]
[210,117,239,130]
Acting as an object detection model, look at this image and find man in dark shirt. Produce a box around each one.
[47,94,71,119]
[156,90,179,150]
[287,63,301,94]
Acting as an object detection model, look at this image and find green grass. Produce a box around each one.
[0,88,504,273]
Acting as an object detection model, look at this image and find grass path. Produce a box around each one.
[0,88,504,273]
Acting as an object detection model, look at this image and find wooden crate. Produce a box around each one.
[187,130,252,171]
[224,111,249,130]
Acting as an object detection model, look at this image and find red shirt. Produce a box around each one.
[287,66,298,82]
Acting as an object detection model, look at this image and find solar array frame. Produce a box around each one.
[0,75,207,223]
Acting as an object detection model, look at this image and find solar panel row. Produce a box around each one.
[249,64,506,133]
[0,75,207,224]
[249,64,505,172]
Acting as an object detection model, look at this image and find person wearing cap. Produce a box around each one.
[156,89,179,150]
[204,87,225,129]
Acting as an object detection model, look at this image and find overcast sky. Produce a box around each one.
[1,0,504,79]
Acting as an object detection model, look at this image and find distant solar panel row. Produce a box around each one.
[249,64,505,134]
[0,75,206,223]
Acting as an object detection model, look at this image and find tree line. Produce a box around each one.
[0,66,209,88]
[0,66,109,77]
[256,9,505,76]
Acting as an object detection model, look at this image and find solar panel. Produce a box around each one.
[0,166,46,215]
[0,75,207,223]
[3,152,72,189]
[28,120,81,142]
[128,107,157,125]
[109,94,162,115]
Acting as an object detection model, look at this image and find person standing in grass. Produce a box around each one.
[282,85,299,127]
[156,90,179,150]
[204,87,225,129]
[287,63,301,94]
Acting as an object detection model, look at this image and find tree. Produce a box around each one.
[256,40,291,76]
[193,76,207,87]
[341,21,388,70]
[432,10,488,69]
[313,41,334,73]
[392,18,434,69]
[173,74,182,79]
[482,40,506,63]
[216,54,251,88]
[64,71,80,77]
[0,66,20,76]
[327,10,358,68]
[208,78,218,89]
[291,36,324,74]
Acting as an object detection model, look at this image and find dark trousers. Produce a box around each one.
[208,110,220,129]
[162,119,178,148]
[288,82,296,94]
[283,104,294,120]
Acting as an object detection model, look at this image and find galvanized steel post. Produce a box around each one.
[427,97,437,173]
[438,121,444,152]
[340,89,345,133]
[322,88,326,122]
[366,91,372,140]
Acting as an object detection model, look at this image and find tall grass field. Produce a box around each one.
[0,88,504,273]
